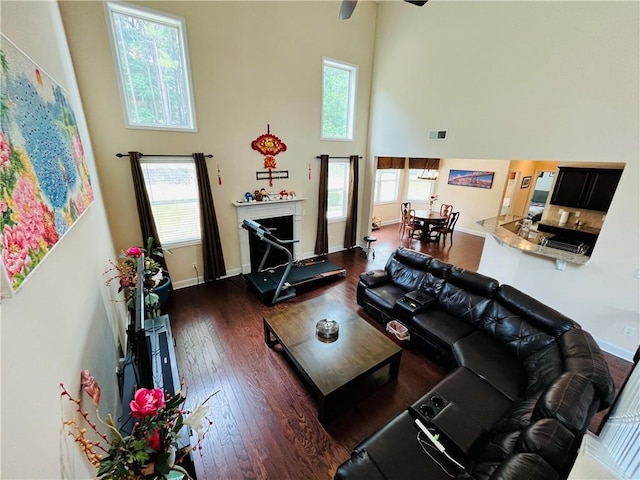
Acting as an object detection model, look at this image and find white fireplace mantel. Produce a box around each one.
[233,198,305,274]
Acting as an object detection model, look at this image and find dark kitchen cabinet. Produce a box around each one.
[550,167,622,212]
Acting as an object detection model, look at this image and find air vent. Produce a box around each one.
[428,130,448,140]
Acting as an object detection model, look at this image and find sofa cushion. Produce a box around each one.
[496,285,579,336]
[522,342,564,395]
[489,453,560,480]
[334,450,386,480]
[479,301,556,361]
[469,430,521,464]
[362,283,409,315]
[387,257,426,291]
[446,267,500,298]
[516,418,576,472]
[394,247,433,270]
[491,392,542,434]
[350,411,456,480]
[410,310,474,349]
[439,283,493,327]
[452,331,526,401]
[533,371,595,433]
[420,271,448,298]
[559,328,616,407]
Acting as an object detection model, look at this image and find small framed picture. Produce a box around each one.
[521,176,532,188]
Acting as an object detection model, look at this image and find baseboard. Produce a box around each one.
[595,337,635,362]
[172,267,243,290]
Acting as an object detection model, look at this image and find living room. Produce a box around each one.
[1,1,638,479]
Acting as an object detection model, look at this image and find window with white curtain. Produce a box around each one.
[141,158,201,246]
[374,169,400,203]
[327,159,349,220]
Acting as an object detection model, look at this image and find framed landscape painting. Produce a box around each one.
[447,169,495,189]
[0,34,94,296]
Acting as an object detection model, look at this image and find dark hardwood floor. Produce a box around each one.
[165,224,630,480]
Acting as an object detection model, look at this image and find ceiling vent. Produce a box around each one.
[428,130,448,140]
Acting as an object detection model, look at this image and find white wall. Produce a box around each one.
[369,1,639,359]
[59,1,378,283]
[1,2,121,478]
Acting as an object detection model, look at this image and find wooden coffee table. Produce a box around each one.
[263,294,403,424]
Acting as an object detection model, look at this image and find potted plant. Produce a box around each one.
[106,237,172,314]
[61,370,216,479]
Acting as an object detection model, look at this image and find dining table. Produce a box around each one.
[413,210,448,242]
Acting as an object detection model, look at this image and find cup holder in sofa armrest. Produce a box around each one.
[417,394,449,419]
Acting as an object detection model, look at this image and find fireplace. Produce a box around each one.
[248,215,294,272]
[233,198,305,274]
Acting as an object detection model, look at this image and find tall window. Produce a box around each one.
[105,2,196,131]
[407,169,435,202]
[141,159,201,247]
[374,169,400,203]
[327,159,349,220]
[322,58,357,141]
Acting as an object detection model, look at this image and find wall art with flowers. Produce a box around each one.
[0,34,94,296]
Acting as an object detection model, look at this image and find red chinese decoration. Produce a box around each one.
[251,125,287,186]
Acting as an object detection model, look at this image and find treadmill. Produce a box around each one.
[241,219,346,304]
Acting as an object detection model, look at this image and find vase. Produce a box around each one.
[152,275,172,309]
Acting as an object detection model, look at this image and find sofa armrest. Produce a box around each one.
[359,269,390,288]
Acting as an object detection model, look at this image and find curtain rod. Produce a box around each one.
[115,153,213,158]
[316,155,362,159]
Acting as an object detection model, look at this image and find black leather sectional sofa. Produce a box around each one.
[335,248,614,480]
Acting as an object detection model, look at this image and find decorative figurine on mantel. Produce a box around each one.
[251,124,287,187]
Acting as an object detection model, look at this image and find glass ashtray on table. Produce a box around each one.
[316,319,339,341]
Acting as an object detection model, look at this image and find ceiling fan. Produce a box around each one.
[340,0,429,20]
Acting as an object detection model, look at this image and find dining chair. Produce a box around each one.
[440,203,453,218]
[429,211,460,245]
[406,209,424,240]
[399,201,412,236]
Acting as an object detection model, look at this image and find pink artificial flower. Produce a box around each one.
[12,176,46,250]
[126,246,143,257]
[0,200,7,214]
[71,133,85,163]
[0,131,11,168]
[2,224,32,280]
[130,388,166,419]
[80,370,101,407]
[146,427,161,451]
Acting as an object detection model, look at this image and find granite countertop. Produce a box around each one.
[477,216,590,266]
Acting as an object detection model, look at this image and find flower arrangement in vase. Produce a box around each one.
[105,237,172,312]
[61,370,216,479]
[429,194,439,213]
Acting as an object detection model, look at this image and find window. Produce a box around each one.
[407,169,435,202]
[327,159,349,220]
[141,159,201,246]
[322,58,357,141]
[374,169,400,203]
[105,2,196,131]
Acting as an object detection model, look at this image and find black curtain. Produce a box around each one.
[128,151,168,272]
[193,153,226,281]
[344,154,359,248]
[314,154,329,255]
